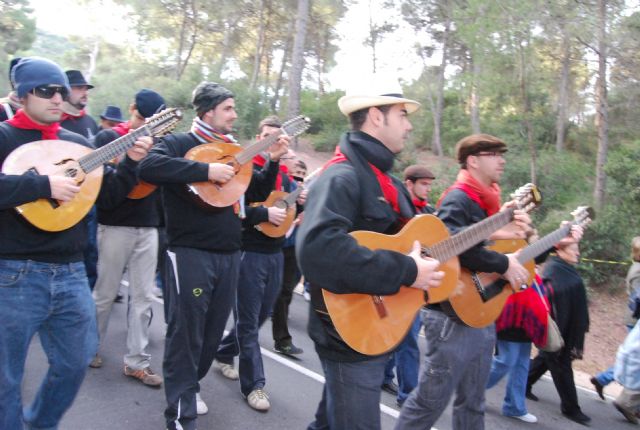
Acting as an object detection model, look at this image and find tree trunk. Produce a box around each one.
[470,56,481,134]
[86,40,99,82]
[431,10,450,156]
[250,0,266,91]
[593,0,609,210]
[286,0,310,126]
[213,17,238,80]
[270,20,294,113]
[555,27,570,152]
[519,37,537,184]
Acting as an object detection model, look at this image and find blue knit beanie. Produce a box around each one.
[11,57,70,98]
[135,89,166,118]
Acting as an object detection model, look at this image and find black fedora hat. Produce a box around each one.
[65,70,94,89]
[99,105,125,122]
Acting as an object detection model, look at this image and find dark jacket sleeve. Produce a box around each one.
[296,165,417,295]
[138,135,209,184]
[95,156,140,210]
[245,159,280,203]
[437,189,509,274]
[0,172,51,209]
[243,205,269,226]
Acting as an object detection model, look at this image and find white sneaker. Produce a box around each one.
[246,388,270,411]
[213,360,239,380]
[293,283,304,295]
[195,392,208,415]
[303,291,311,302]
[509,412,537,423]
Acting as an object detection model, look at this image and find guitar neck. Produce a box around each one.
[235,130,284,165]
[78,126,150,172]
[517,224,571,264]
[428,209,514,262]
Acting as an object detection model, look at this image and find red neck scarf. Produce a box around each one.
[412,198,427,212]
[60,109,87,122]
[112,121,131,137]
[438,169,501,216]
[323,146,402,215]
[7,109,61,140]
[253,153,289,191]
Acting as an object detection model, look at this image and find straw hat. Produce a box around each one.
[338,74,420,116]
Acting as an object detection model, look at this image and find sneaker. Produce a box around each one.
[381,381,399,396]
[293,283,304,295]
[303,291,311,302]
[274,343,303,355]
[195,392,208,415]
[590,376,605,400]
[124,365,163,387]
[509,413,538,423]
[246,388,270,411]
[89,354,103,368]
[213,360,239,380]
[614,401,639,424]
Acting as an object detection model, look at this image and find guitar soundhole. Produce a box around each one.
[275,200,288,210]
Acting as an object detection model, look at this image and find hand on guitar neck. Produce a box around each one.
[490,205,534,241]
[266,135,290,161]
[125,135,153,162]
[407,240,445,292]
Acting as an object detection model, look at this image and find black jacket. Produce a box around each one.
[60,114,99,141]
[296,131,418,362]
[0,123,139,262]
[138,132,243,252]
[242,163,295,253]
[94,129,162,227]
[543,255,590,352]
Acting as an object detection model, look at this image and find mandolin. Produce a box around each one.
[252,168,320,238]
[2,108,182,232]
[322,183,541,356]
[447,206,594,328]
[184,116,311,208]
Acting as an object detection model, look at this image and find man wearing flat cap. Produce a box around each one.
[90,89,166,387]
[0,56,152,430]
[139,82,285,430]
[296,74,444,430]
[60,69,98,139]
[395,134,533,429]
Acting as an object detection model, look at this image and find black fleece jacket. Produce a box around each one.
[296,131,418,362]
[0,123,140,262]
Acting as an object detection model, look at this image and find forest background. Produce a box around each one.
[1,0,639,291]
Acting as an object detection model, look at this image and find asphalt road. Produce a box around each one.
[22,291,633,430]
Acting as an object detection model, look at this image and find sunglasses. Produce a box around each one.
[31,86,69,100]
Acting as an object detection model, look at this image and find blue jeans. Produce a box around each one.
[216,251,283,396]
[395,309,496,430]
[486,340,532,417]
[384,313,421,404]
[0,259,97,430]
[596,325,633,387]
[308,354,389,430]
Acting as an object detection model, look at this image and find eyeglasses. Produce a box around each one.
[474,151,505,158]
[31,86,69,100]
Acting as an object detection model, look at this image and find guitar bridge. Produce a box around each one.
[372,295,388,319]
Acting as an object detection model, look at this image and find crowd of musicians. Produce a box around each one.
[1,55,638,430]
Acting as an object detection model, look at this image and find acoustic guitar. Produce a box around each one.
[252,168,320,238]
[447,206,594,328]
[2,108,182,232]
[184,116,311,208]
[322,183,541,356]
